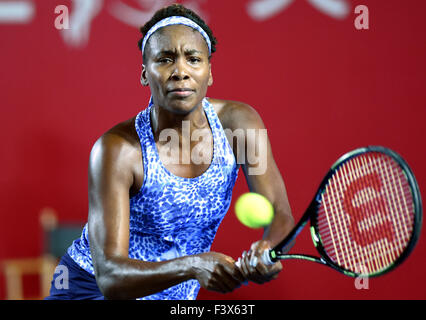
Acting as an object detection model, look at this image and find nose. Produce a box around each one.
[170,58,190,81]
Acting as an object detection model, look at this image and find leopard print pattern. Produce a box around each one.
[68,98,239,299]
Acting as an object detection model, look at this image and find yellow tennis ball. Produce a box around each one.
[235,192,274,229]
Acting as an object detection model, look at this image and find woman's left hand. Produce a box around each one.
[236,240,283,284]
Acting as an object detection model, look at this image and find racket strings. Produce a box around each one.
[317,152,415,275]
[356,157,389,271]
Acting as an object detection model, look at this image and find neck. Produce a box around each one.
[151,100,209,135]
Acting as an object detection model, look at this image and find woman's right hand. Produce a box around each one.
[192,252,245,293]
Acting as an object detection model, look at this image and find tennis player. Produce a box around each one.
[45,4,294,300]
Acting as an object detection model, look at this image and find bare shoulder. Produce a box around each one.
[105,117,139,146]
[208,98,265,131]
[89,116,141,172]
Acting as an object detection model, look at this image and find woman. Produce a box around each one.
[46,4,294,300]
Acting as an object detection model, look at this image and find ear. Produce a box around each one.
[208,63,213,86]
[140,65,149,86]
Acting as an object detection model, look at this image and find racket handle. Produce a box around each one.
[261,249,275,265]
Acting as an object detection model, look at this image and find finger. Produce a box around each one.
[241,251,253,276]
[238,256,250,279]
[249,244,266,269]
[247,252,260,275]
[250,240,261,252]
[235,257,249,285]
[235,257,241,269]
[237,256,252,285]
[250,255,259,268]
[246,250,256,270]
[243,251,265,284]
[254,252,275,275]
[248,245,258,268]
[241,251,255,278]
[247,249,278,284]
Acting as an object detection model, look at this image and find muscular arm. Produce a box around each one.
[221,101,294,246]
[219,100,295,282]
[88,131,243,299]
[240,106,294,248]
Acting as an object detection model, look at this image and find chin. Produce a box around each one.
[166,96,201,115]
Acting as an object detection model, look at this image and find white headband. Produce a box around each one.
[141,16,212,56]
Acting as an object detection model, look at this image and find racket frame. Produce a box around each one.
[266,146,422,278]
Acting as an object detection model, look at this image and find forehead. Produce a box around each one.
[146,24,209,56]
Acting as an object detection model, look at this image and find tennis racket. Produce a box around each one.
[262,146,422,277]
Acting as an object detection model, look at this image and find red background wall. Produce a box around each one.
[0,0,425,299]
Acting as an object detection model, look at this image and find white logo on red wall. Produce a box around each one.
[1,0,351,48]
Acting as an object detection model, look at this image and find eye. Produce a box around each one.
[158,57,173,64]
[188,56,201,64]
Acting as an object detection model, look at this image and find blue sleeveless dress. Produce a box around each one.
[67,98,239,300]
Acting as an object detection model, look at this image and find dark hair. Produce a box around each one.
[137,4,217,62]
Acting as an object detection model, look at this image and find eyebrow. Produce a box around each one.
[184,49,203,55]
[154,49,204,57]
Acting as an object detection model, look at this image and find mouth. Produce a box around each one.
[167,88,195,97]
